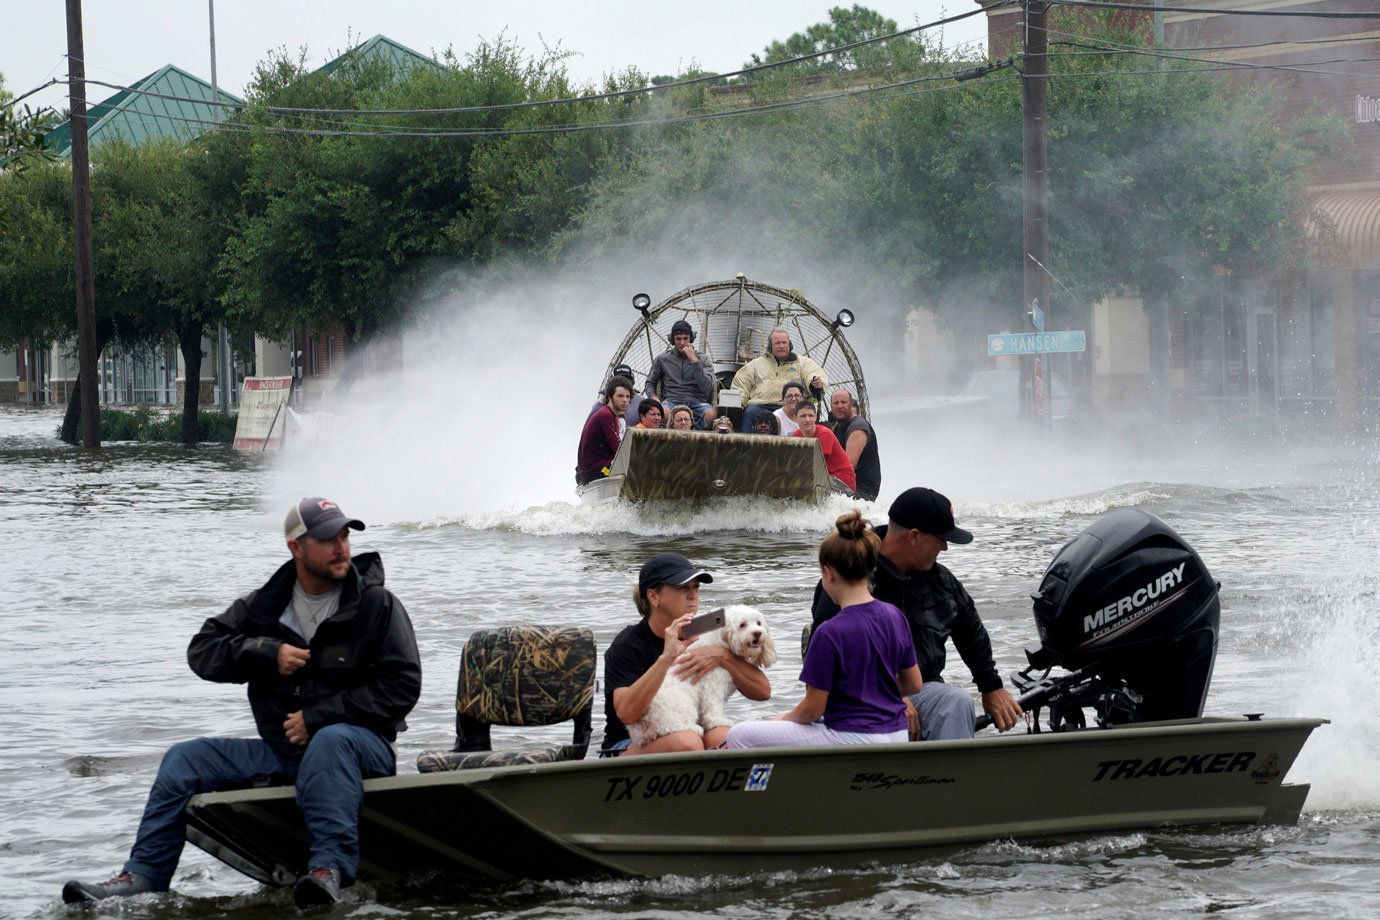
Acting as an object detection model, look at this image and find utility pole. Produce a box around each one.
[66,0,100,448]
[209,0,232,415]
[1021,1,1050,426]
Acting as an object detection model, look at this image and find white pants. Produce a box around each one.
[725,720,908,749]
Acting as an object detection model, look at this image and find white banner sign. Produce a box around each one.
[232,377,293,450]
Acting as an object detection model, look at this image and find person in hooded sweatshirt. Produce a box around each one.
[646,319,718,429]
[62,497,420,910]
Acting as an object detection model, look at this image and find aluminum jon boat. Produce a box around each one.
[182,508,1324,888]
[184,715,1320,886]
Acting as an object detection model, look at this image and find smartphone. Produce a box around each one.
[683,608,725,637]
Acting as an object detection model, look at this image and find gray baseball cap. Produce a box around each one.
[284,497,366,541]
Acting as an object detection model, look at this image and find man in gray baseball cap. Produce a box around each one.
[284,496,366,541]
[811,487,1022,740]
[64,496,420,909]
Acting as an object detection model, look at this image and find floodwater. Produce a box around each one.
[2,401,1378,920]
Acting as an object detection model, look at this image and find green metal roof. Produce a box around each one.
[315,34,441,76]
[44,64,243,158]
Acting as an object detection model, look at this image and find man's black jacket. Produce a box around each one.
[811,544,1002,694]
[187,551,422,760]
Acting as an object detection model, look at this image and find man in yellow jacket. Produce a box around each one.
[730,328,828,432]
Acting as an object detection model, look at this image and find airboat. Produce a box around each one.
[182,509,1324,889]
[576,274,868,503]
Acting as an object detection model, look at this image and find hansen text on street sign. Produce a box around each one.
[987,330,1086,357]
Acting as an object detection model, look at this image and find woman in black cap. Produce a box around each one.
[601,552,770,756]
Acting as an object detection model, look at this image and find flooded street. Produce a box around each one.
[2,403,1378,919]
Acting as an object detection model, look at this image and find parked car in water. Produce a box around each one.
[960,368,1075,421]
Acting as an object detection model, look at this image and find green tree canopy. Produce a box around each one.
[216,39,637,342]
[742,5,913,74]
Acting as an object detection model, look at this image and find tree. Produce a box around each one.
[742,5,912,74]
[0,140,234,444]
[218,38,637,342]
[570,6,1332,378]
[0,160,75,349]
[1,73,59,172]
[92,139,239,442]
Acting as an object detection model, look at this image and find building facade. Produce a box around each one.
[976,0,1380,422]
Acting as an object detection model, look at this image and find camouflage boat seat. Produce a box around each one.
[416,625,596,772]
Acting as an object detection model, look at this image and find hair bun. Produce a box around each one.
[835,509,868,540]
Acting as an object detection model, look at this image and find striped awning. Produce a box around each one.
[1310,190,1380,270]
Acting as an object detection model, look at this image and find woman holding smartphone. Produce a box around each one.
[601,552,771,757]
[727,511,921,748]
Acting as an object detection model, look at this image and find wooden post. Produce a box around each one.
[66,0,100,448]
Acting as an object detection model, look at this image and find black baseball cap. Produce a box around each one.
[638,552,713,595]
[887,487,972,544]
[284,497,365,542]
[611,363,634,379]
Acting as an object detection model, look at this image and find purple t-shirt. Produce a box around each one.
[799,599,916,734]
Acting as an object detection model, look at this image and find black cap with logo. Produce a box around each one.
[887,487,972,544]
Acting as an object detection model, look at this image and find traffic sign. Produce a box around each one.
[1029,299,1045,333]
[987,330,1086,356]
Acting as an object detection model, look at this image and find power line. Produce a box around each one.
[1047,0,1380,18]
[1,78,62,111]
[101,4,1005,121]
[1046,28,1380,56]
[59,68,994,141]
[1047,37,1380,80]
[45,38,1380,144]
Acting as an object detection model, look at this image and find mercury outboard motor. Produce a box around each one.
[994,508,1220,731]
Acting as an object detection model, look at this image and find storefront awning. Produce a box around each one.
[1310,190,1380,270]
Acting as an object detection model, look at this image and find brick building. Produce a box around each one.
[976,0,1380,421]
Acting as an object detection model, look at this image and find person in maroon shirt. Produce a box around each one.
[576,376,632,485]
[792,402,856,492]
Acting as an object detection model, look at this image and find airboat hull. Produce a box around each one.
[577,427,837,504]
[184,715,1322,887]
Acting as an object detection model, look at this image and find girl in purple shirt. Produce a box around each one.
[727,511,922,748]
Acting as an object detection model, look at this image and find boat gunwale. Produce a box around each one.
[187,715,1327,803]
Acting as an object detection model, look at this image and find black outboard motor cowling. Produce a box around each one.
[1026,508,1220,724]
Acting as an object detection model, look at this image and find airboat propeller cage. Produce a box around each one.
[602,276,869,418]
[1029,508,1221,722]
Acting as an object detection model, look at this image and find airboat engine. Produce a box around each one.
[1008,508,1220,730]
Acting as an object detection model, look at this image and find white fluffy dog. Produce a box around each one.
[628,605,777,747]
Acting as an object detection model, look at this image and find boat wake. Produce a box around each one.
[398,492,880,537]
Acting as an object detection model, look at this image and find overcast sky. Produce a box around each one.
[2,1,989,113]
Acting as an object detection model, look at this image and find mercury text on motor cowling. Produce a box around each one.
[1083,562,1187,636]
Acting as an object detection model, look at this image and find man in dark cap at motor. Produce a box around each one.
[63,497,421,909]
[811,487,1022,740]
[646,319,718,429]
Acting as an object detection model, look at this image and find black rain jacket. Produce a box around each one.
[811,534,1003,694]
[186,551,422,760]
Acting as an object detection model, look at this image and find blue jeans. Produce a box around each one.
[124,724,396,888]
[683,401,716,430]
[909,681,978,741]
